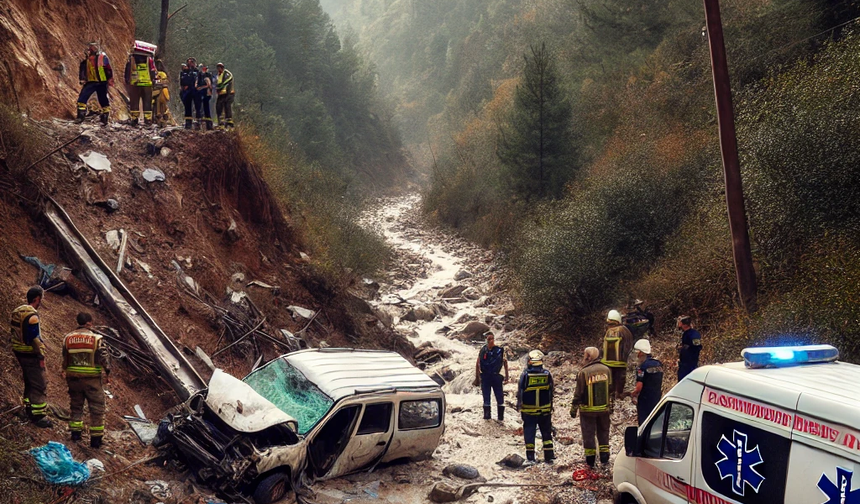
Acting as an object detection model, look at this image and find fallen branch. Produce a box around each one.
[213,316,266,357]
[23,133,83,174]
[88,455,161,482]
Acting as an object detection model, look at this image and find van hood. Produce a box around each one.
[204,369,298,433]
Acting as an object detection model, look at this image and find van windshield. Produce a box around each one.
[243,359,333,435]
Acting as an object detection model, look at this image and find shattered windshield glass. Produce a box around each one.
[243,359,333,435]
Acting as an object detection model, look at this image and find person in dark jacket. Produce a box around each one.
[570,347,612,467]
[10,286,52,428]
[475,331,508,421]
[123,44,157,126]
[517,350,554,464]
[631,339,664,426]
[676,315,702,380]
[215,62,235,128]
[196,64,214,130]
[179,58,200,129]
[75,42,113,125]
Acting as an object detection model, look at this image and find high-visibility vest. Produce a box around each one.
[217,69,234,95]
[129,56,152,86]
[88,53,109,82]
[579,362,611,413]
[10,304,40,355]
[601,325,631,368]
[520,369,552,415]
[63,329,104,377]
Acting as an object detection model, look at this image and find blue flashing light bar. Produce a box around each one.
[742,344,839,369]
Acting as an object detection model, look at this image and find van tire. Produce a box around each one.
[253,471,288,504]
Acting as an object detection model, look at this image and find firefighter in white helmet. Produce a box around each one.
[631,338,664,425]
[516,349,555,464]
[601,309,633,401]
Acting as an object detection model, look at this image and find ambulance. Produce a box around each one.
[613,344,860,504]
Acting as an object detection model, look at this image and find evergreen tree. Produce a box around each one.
[497,43,575,200]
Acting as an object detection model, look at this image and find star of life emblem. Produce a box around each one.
[715,429,765,496]
[818,467,860,504]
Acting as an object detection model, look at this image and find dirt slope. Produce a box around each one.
[0,0,134,119]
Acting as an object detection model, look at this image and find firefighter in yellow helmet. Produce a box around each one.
[601,309,633,400]
[62,312,111,448]
[516,349,555,465]
[10,286,52,427]
[571,347,612,468]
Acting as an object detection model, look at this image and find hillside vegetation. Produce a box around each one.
[323,0,860,361]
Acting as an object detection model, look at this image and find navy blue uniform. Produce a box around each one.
[517,365,554,462]
[678,328,702,380]
[635,357,663,425]
[479,345,505,409]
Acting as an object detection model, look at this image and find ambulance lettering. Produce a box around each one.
[818,467,860,504]
[715,429,765,497]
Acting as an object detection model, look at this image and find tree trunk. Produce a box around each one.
[157,0,169,59]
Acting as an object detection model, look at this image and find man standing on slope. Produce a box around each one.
[601,309,633,401]
[10,286,52,427]
[475,330,508,421]
[215,62,235,128]
[516,350,555,465]
[570,347,611,468]
[62,312,111,448]
[123,41,157,126]
[75,42,113,126]
[630,339,663,426]
[676,315,702,380]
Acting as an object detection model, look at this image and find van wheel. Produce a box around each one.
[253,472,288,504]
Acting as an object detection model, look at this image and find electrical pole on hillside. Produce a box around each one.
[702,0,758,312]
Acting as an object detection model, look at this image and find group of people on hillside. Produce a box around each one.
[75,41,235,130]
[475,309,702,470]
[11,286,111,449]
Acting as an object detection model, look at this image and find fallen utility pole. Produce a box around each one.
[703,0,758,312]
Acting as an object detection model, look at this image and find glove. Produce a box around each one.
[570,407,577,419]
[472,375,481,387]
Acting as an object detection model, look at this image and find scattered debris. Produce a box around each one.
[116,229,128,274]
[141,168,166,182]
[79,151,111,172]
[195,346,215,370]
[442,464,481,480]
[247,280,280,292]
[279,329,307,352]
[287,305,316,320]
[134,404,147,421]
[128,419,159,445]
[403,305,435,322]
[160,147,172,157]
[30,441,90,485]
[106,230,121,250]
[299,251,311,262]
[440,285,467,299]
[146,480,172,500]
[454,269,472,281]
[497,454,525,468]
[84,458,105,473]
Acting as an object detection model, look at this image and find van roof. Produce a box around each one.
[690,360,860,430]
[281,348,441,401]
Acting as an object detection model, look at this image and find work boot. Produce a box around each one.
[497,406,505,421]
[205,120,213,131]
[483,406,491,420]
[70,431,82,442]
[185,119,193,129]
[74,109,86,124]
[90,436,103,449]
[100,113,109,126]
[586,455,596,468]
[194,120,201,131]
[144,118,152,127]
[33,417,53,429]
[600,452,610,466]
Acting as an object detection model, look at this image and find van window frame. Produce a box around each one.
[356,402,393,435]
[397,398,442,431]
[641,401,694,460]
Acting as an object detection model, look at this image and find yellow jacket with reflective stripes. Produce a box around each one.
[62,328,110,378]
[10,304,40,355]
[572,359,612,414]
[601,322,633,368]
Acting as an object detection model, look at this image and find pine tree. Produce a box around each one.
[497,43,575,201]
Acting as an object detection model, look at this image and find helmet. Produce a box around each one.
[634,339,652,354]
[607,309,622,324]
[528,349,544,366]
[216,62,225,68]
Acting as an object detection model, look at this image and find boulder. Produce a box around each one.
[403,305,435,322]
[462,287,480,300]
[462,321,490,336]
[442,464,480,480]
[497,454,525,468]
[429,482,460,503]
[454,269,472,281]
[439,285,467,299]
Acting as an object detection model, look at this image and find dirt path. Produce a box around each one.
[302,195,625,504]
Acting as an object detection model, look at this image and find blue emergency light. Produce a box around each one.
[742,344,839,369]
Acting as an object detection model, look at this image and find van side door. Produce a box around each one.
[325,402,394,478]
[635,400,697,503]
[382,396,444,463]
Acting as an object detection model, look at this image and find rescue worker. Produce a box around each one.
[180,58,200,129]
[123,44,157,126]
[62,312,111,448]
[570,347,611,468]
[75,42,113,126]
[215,62,235,128]
[196,64,214,130]
[676,315,702,380]
[630,339,663,426]
[475,330,508,421]
[152,60,171,126]
[10,286,52,427]
[601,309,633,400]
[516,350,554,464]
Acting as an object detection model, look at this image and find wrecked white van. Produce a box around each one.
[160,348,445,503]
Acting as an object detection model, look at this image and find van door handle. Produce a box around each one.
[675,476,686,483]
[376,441,386,446]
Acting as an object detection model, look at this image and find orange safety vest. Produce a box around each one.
[87,53,109,82]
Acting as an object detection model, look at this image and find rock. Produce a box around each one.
[142,168,166,182]
[438,365,457,381]
[454,269,472,281]
[462,321,490,336]
[362,278,380,292]
[429,482,460,503]
[287,305,315,320]
[453,312,475,324]
[450,406,463,413]
[462,287,481,300]
[429,373,446,386]
[442,464,480,480]
[403,305,435,322]
[497,454,525,468]
[440,285,467,299]
[414,346,449,364]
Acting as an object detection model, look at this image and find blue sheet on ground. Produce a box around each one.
[30,441,91,485]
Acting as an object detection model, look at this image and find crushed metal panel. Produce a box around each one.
[205,369,298,433]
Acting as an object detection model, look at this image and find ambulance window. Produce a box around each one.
[643,402,694,459]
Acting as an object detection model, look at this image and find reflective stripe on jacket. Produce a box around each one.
[601,323,633,368]
[518,366,553,415]
[10,304,40,355]
[62,329,105,377]
[217,69,234,95]
[80,53,111,83]
[573,360,612,413]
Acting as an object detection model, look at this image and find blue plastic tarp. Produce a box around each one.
[29,441,90,486]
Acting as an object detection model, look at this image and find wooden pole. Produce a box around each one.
[157,0,169,59]
[703,0,757,312]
